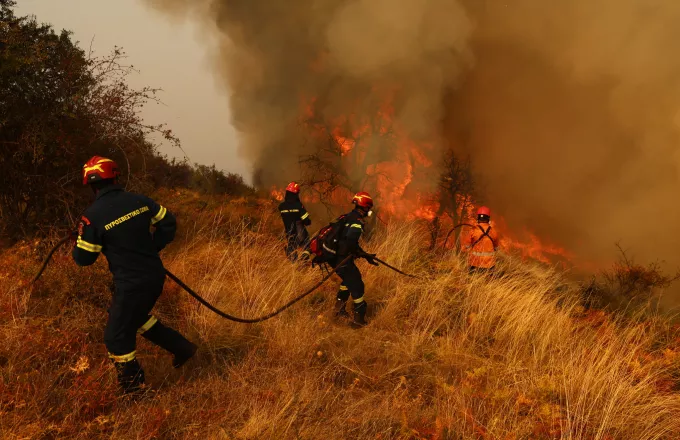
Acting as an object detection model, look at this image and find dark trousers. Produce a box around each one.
[105,276,194,392]
[285,232,311,262]
[332,258,365,302]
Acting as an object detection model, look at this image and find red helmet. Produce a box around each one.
[352,191,374,210]
[82,156,120,185]
[477,206,491,217]
[286,181,301,194]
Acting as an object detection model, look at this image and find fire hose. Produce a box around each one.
[32,235,71,283]
[164,255,352,323]
[32,237,419,323]
[442,223,475,249]
[373,257,420,279]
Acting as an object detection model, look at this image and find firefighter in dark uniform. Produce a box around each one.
[278,181,312,262]
[72,156,197,394]
[325,191,378,327]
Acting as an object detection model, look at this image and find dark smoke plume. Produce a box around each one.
[144,0,680,270]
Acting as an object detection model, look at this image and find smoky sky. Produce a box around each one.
[145,0,680,269]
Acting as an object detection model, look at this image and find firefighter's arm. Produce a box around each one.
[299,205,311,226]
[147,198,176,251]
[72,216,102,266]
[343,222,364,254]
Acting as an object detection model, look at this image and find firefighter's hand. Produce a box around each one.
[359,251,379,266]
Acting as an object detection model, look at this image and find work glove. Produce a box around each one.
[357,250,379,266]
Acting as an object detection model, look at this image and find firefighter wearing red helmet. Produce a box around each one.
[460,206,499,274]
[72,156,197,395]
[321,191,378,327]
[278,181,312,262]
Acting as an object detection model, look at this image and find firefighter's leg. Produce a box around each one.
[299,248,312,262]
[139,316,197,368]
[285,237,298,262]
[298,231,312,262]
[334,284,351,318]
[342,261,367,327]
[137,279,197,368]
[333,259,351,319]
[104,299,145,394]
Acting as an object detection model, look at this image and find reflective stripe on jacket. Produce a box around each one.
[461,222,499,268]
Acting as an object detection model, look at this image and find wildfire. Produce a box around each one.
[285,88,575,267]
[270,187,284,202]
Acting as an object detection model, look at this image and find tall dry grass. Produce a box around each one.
[1,200,680,439]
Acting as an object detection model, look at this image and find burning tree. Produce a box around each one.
[294,91,478,250]
[431,150,478,251]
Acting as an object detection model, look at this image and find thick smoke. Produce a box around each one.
[145,0,680,270]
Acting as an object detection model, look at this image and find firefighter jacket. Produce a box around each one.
[336,209,367,257]
[278,193,311,238]
[461,222,499,268]
[72,185,176,287]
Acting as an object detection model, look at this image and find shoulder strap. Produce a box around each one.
[470,225,497,250]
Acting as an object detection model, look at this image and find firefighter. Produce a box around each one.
[461,206,499,274]
[72,156,197,395]
[278,181,312,262]
[324,191,378,327]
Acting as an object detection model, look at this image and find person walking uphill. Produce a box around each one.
[278,181,312,262]
[461,206,499,274]
[320,192,378,327]
[72,156,197,395]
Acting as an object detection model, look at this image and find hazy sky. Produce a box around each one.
[15,0,249,179]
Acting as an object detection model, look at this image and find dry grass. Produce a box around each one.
[1,194,680,439]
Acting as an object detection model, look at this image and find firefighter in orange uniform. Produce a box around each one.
[461,206,499,274]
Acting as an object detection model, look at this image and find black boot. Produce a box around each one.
[351,300,368,327]
[334,298,350,319]
[113,358,146,395]
[142,320,198,368]
[172,342,198,369]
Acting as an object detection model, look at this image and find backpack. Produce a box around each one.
[310,214,347,258]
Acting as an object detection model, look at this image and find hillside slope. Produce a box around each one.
[1,190,679,439]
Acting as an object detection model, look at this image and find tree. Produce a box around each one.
[189,164,254,196]
[0,3,179,240]
[433,150,478,251]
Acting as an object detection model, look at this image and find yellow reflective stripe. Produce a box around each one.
[108,351,136,363]
[151,206,167,225]
[350,224,363,229]
[76,237,102,253]
[137,316,158,334]
[289,209,300,213]
[105,206,150,230]
[471,251,495,257]
[280,210,289,213]
[339,285,348,291]
[300,212,309,220]
[353,296,365,304]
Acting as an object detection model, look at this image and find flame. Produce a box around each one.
[270,187,284,202]
[291,88,575,267]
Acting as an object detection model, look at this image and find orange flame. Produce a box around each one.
[270,187,284,202]
[291,89,575,267]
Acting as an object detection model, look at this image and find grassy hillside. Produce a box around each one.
[1,190,680,439]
